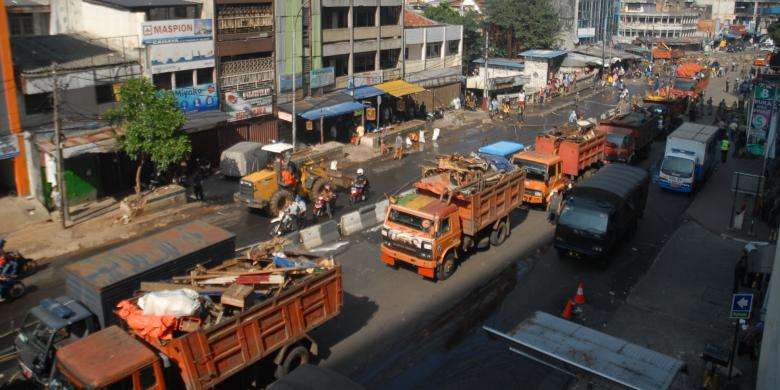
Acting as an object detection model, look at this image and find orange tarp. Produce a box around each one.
[116,300,178,342]
[676,63,704,78]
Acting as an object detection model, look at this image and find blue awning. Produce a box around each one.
[300,101,365,120]
[478,141,525,158]
[342,86,384,100]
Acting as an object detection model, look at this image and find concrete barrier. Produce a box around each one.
[340,199,391,236]
[300,220,341,249]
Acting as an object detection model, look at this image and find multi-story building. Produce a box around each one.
[695,0,735,25]
[547,0,620,48]
[214,0,277,144]
[402,10,462,109]
[735,0,780,30]
[615,0,700,44]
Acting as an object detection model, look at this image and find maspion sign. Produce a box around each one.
[141,19,213,45]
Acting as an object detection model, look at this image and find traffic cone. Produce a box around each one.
[561,298,575,319]
[574,282,586,305]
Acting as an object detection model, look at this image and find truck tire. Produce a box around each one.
[309,179,325,202]
[490,221,508,246]
[269,189,293,216]
[436,252,457,281]
[274,345,310,379]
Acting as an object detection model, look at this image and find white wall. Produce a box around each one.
[81,1,145,48]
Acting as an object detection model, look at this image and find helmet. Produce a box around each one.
[357,168,365,176]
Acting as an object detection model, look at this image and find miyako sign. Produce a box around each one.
[141,19,213,45]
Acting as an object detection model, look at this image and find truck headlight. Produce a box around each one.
[422,242,432,250]
[592,246,603,252]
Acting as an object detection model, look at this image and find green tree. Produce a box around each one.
[769,21,780,45]
[423,3,484,69]
[105,78,190,195]
[485,0,561,52]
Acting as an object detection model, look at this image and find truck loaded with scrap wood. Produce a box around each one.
[13,221,343,389]
[511,119,604,206]
[380,153,524,281]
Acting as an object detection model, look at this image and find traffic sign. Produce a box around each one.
[754,84,777,101]
[730,293,754,319]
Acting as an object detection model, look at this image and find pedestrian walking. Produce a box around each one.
[192,172,204,201]
[568,109,578,123]
[725,79,730,93]
[721,137,730,163]
[393,134,404,160]
[547,190,563,223]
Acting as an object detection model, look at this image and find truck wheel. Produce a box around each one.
[269,190,293,216]
[274,346,310,379]
[9,282,25,299]
[490,221,508,246]
[436,252,457,281]
[309,179,325,202]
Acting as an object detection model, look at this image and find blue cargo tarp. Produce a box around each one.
[300,101,366,120]
[479,141,526,158]
[342,86,384,100]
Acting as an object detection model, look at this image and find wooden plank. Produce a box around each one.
[139,281,227,294]
[221,283,255,309]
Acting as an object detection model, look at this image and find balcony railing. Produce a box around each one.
[219,57,274,89]
[217,5,273,38]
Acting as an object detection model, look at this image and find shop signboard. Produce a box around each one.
[225,89,274,122]
[149,40,214,74]
[347,71,383,89]
[172,83,219,113]
[310,67,335,88]
[141,19,213,45]
[749,82,780,149]
[279,73,304,92]
[0,134,20,160]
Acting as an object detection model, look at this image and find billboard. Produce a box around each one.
[141,19,213,45]
[172,83,219,113]
[310,67,335,88]
[224,88,274,122]
[149,40,215,74]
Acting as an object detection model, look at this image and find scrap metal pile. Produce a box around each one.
[117,238,335,342]
[419,153,508,196]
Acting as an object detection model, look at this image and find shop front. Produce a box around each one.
[277,92,366,145]
[404,68,463,111]
[375,80,428,124]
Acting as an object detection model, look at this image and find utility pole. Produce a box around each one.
[483,24,489,112]
[51,64,68,228]
[292,18,298,148]
[601,0,608,72]
[753,0,759,35]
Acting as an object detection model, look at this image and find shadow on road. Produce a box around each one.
[313,292,379,361]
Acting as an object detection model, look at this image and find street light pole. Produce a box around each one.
[292,19,297,148]
[483,24,489,111]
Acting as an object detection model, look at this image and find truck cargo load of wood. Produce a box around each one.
[535,120,605,177]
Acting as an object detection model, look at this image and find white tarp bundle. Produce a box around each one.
[138,288,201,317]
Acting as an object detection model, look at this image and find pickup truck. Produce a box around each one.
[381,161,524,280]
[597,109,659,164]
[511,120,604,206]
[14,221,236,386]
[51,266,343,389]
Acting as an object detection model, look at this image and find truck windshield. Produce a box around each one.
[515,159,547,181]
[388,209,433,233]
[558,205,608,234]
[606,134,627,148]
[661,156,695,178]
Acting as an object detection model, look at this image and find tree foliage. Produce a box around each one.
[423,3,484,69]
[105,77,190,194]
[769,22,780,45]
[485,0,561,51]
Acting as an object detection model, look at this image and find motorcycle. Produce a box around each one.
[7,252,39,278]
[350,183,369,204]
[313,193,336,221]
[270,209,301,237]
[426,108,444,122]
[0,277,26,302]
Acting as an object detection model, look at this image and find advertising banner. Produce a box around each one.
[224,89,274,122]
[172,83,219,113]
[149,40,215,74]
[141,19,213,45]
[279,73,304,92]
[0,134,20,160]
[310,67,335,88]
[347,71,382,89]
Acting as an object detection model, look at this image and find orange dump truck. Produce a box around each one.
[52,266,343,390]
[651,43,684,60]
[672,63,709,101]
[512,120,605,206]
[381,168,524,281]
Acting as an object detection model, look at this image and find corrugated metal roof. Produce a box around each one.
[11,34,135,73]
[519,50,568,60]
[485,312,683,390]
[472,57,525,70]
[376,80,426,97]
[65,221,235,290]
[84,0,197,11]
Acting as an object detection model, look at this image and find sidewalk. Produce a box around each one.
[603,154,770,389]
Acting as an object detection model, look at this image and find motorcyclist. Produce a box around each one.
[318,183,335,218]
[285,195,307,229]
[354,168,369,191]
[707,97,713,115]
[0,239,17,278]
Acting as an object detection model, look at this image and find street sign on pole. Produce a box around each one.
[730,293,753,319]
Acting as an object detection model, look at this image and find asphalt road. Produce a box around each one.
[0,78,643,386]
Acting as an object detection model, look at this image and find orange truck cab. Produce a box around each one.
[381,170,524,281]
[511,151,569,206]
